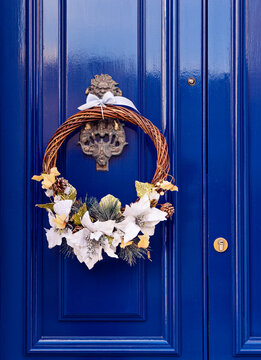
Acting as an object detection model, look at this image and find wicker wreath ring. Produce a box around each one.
[43,106,170,184]
[33,105,177,269]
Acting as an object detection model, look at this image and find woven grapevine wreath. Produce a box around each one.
[32,98,178,269]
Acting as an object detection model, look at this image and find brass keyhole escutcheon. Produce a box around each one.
[213,237,228,253]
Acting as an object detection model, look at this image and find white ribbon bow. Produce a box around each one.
[78,91,139,113]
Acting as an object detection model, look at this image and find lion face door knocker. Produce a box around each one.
[79,74,128,171]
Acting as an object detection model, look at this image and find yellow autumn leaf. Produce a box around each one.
[32,174,43,181]
[120,239,133,248]
[41,173,56,189]
[32,167,60,189]
[159,180,178,192]
[50,167,60,177]
[138,233,150,249]
[53,214,67,229]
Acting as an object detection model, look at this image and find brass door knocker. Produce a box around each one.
[78,74,128,171]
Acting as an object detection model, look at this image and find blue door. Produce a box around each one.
[208,0,261,359]
[0,0,260,359]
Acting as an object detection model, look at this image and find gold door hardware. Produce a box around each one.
[213,237,228,253]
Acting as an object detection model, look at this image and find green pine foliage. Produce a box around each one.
[87,195,123,222]
[60,239,75,258]
[118,241,148,266]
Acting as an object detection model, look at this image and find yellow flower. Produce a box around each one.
[32,167,60,189]
[53,214,67,229]
[138,232,150,249]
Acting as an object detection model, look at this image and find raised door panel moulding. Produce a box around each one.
[234,0,261,354]
[26,0,179,355]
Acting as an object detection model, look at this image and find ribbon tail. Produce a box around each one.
[78,104,90,111]
[78,100,101,111]
[114,96,139,112]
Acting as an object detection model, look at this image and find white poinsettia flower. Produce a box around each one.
[66,228,90,248]
[47,199,73,230]
[66,230,117,270]
[45,227,72,249]
[115,194,167,243]
[81,211,115,240]
[115,218,140,243]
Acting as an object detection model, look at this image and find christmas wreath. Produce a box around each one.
[32,90,178,269]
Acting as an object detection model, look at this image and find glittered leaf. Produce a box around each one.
[99,194,121,213]
[72,203,87,225]
[135,181,154,198]
[59,184,77,202]
[36,203,54,211]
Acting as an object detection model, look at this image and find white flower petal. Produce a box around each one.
[53,199,73,217]
[74,246,88,263]
[81,211,115,236]
[115,217,140,242]
[143,207,167,222]
[94,220,115,235]
[66,228,90,248]
[138,193,151,206]
[141,224,156,236]
[115,216,134,231]
[149,191,160,202]
[123,194,151,218]
[102,240,118,258]
[48,210,56,228]
[111,230,123,247]
[84,255,100,270]
[45,228,62,248]
[81,211,93,228]
[45,188,54,197]
[90,231,103,241]
[123,222,141,243]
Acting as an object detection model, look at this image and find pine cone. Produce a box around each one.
[53,177,68,194]
[160,202,174,218]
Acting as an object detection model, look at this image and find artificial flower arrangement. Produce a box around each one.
[32,168,178,269]
[32,78,178,269]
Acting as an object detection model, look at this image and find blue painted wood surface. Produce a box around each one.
[1,0,261,359]
[208,0,261,359]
